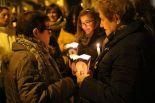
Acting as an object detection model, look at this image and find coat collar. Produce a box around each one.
[105,20,144,48]
[94,21,144,69]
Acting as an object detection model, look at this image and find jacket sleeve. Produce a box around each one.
[16,52,75,103]
[79,47,141,103]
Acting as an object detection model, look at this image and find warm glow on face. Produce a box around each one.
[99,10,117,36]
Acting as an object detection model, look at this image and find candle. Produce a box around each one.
[96,43,100,56]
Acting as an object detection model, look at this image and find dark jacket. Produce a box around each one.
[79,21,155,103]
[4,39,75,103]
[78,29,106,68]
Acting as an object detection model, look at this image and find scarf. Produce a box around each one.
[16,37,62,80]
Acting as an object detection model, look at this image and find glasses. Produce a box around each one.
[44,26,52,32]
[81,20,94,26]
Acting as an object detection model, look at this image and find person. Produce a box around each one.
[0,6,16,103]
[4,11,75,103]
[58,5,82,60]
[76,8,105,69]
[0,6,16,59]
[46,3,66,40]
[130,0,155,37]
[46,4,67,76]
[71,0,155,102]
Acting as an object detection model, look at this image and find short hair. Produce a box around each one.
[16,11,49,37]
[77,8,101,37]
[95,0,135,24]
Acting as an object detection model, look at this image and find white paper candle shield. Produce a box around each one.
[65,42,79,49]
[65,42,79,55]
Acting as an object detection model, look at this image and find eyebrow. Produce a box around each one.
[81,19,94,23]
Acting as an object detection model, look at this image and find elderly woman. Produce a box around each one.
[4,11,75,103]
[71,0,155,103]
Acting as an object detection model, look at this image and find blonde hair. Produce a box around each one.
[95,0,135,24]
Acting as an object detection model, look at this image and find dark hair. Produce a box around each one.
[46,3,63,18]
[131,0,155,34]
[64,5,83,34]
[95,0,135,24]
[0,6,9,12]
[16,11,49,37]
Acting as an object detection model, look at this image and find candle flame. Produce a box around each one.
[96,43,100,47]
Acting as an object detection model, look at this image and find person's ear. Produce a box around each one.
[33,28,39,38]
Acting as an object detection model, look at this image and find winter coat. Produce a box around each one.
[4,38,75,103]
[79,21,155,103]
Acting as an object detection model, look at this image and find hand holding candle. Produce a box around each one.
[69,54,91,77]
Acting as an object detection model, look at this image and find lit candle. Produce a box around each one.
[96,43,100,56]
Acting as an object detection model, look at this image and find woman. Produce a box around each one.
[4,11,75,103]
[71,0,155,103]
[46,4,66,75]
[46,3,66,40]
[76,8,105,69]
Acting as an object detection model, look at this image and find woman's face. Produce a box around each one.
[99,10,118,36]
[47,9,59,22]
[80,15,95,37]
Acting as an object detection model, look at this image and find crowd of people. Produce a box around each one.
[0,0,155,103]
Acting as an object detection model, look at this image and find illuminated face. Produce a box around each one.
[0,8,10,27]
[80,15,95,37]
[47,9,59,22]
[99,10,117,36]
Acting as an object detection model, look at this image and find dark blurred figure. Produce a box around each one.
[131,0,155,36]
[46,4,66,75]
[64,5,83,34]
[58,5,83,53]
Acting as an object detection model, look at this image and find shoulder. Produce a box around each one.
[10,50,36,68]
